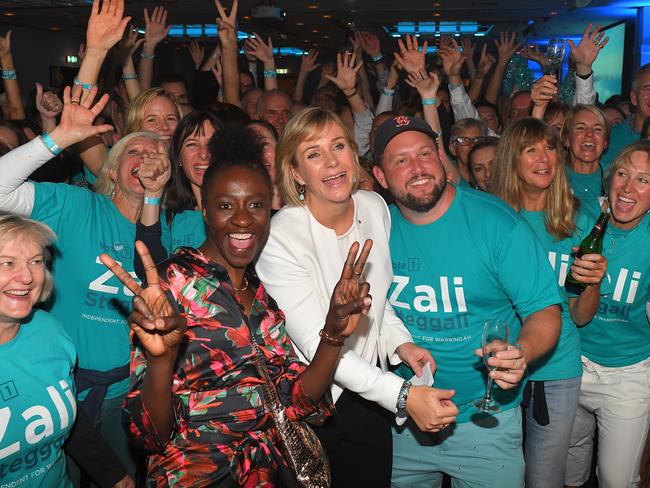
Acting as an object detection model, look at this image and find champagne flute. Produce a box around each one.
[473,319,509,413]
[544,38,565,75]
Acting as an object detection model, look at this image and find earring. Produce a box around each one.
[298,185,306,201]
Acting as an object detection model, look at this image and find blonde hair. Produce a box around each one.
[606,140,650,191]
[124,87,181,135]
[491,118,577,240]
[94,132,160,196]
[0,213,56,302]
[276,107,359,207]
[561,104,611,149]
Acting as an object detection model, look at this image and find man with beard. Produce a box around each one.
[371,115,562,487]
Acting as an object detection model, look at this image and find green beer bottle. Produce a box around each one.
[564,209,609,295]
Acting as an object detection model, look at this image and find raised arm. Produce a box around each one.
[117,26,145,101]
[568,23,609,105]
[215,0,241,107]
[244,33,278,91]
[0,86,111,215]
[293,49,320,103]
[35,83,63,134]
[76,0,130,176]
[530,74,557,120]
[351,32,375,110]
[485,32,520,104]
[188,40,205,71]
[468,44,495,103]
[0,32,25,120]
[360,31,388,90]
[138,6,170,90]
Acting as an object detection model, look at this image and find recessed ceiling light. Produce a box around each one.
[549,10,558,15]
[323,35,330,38]
[312,29,319,33]
[308,4,319,9]
[322,14,332,19]
[296,21,305,26]
[51,26,60,31]
[3,12,16,17]
[433,12,441,17]
[243,15,251,20]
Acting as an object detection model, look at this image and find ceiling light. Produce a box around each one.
[3,12,16,17]
[433,2,441,6]
[312,29,319,33]
[51,26,60,31]
[308,4,319,9]
[433,12,441,17]
[243,15,251,20]
[322,14,332,19]
[296,22,305,26]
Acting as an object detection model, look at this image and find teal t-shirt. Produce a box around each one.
[168,209,206,252]
[579,213,650,367]
[519,209,595,381]
[0,311,76,488]
[565,166,603,219]
[388,185,561,423]
[601,121,638,168]
[31,183,141,400]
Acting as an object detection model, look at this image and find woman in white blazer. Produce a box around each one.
[256,108,455,487]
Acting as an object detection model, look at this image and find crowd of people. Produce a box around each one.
[0,0,648,487]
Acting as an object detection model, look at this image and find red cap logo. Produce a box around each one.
[394,116,410,127]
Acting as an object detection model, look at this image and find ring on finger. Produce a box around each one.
[71,100,80,105]
[514,359,521,369]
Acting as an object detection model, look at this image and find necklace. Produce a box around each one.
[233,277,249,294]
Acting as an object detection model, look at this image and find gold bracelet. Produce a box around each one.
[319,328,345,347]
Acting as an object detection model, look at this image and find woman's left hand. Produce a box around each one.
[570,248,608,286]
[396,342,437,377]
[324,240,373,340]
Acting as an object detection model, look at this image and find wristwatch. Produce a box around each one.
[396,380,412,416]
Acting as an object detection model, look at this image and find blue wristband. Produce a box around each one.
[140,51,155,60]
[382,87,395,96]
[122,73,138,80]
[421,98,437,106]
[143,196,161,206]
[41,133,62,156]
[73,77,95,90]
[263,69,277,78]
[1,69,16,80]
[371,54,384,63]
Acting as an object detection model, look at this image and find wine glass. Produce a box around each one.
[473,320,509,413]
[544,38,565,75]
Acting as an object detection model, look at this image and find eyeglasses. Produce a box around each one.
[452,136,483,147]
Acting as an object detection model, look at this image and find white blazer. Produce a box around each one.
[256,190,413,412]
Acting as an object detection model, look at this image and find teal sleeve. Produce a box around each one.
[31,183,90,239]
[496,219,562,318]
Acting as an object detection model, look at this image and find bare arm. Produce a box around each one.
[138,6,170,90]
[117,27,144,101]
[293,49,320,103]
[485,32,520,104]
[216,0,241,107]
[0,32,25,120]
[468,44,495,103]
[35,83,63,134]
[530,74,557,120]
[244,34,278,91]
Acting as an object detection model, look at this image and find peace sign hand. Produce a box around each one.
[99,241,187,360]
[324,240,373,340]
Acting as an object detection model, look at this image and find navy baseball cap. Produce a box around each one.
[373,115,438,163]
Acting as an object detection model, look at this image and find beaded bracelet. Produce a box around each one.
[73,78,95,90]
[122,73,138,80]
[143,196,161,206]
[421,97,437,105]
[263,69,277,78]
[319,328,345,347]
[40,133,63,156]
[371,53,384,63]
[140,51,155,60]
[1,69,16,80]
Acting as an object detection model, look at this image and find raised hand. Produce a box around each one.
[244,33,274,63]
[49,85,113,149]
[211,54,223,85]
[360,31,382,58]
[495,31,520,65]
[298,49,321,75]
[215,0,238,48]
[568,23,609,76]
[0,31,12,59]
[522,44,545,67]
[86,0,131,53]
[405,69,440,100]
[35,83,63,119]
[325,51,362,94]
[138,141,171,194]
[78,43,87,62]
[438,38,463,78]
[117,26,145,65]
[320,60,335,83]
[143,6,171,47]
[460,37,476,63]
[475,44,496,79]
[188,40,205,69]
[395,34,427,75]
[100,241,187,360]
[324,240,373,339]
[531,74,558,107]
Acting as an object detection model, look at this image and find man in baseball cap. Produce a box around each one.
[372,114,562,487]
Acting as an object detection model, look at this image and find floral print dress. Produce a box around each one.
[124,247,333,487]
